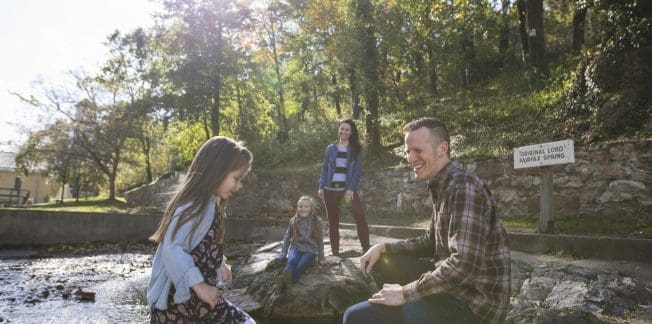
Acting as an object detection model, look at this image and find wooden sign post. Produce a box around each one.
[514,140,575,233]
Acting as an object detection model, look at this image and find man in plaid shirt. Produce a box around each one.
[343,118,511,324]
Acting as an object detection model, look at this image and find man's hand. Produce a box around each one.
[192,282,221,309]
[359,243,385,277]
[368,283,406,306]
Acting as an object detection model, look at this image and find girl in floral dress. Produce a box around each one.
[147,136,255,324]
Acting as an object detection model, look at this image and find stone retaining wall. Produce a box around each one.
[0,210,161,246]
[127,139,651,221]
[0,209,286,247]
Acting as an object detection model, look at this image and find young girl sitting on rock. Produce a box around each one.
[274,195,326,291]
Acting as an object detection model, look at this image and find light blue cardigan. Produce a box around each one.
[147,196,217,310]
[319,143,363,192]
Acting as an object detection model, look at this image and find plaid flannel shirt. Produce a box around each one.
[385,161,511,323]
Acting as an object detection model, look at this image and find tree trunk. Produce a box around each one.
[236,75,245,138]
[526,0,548,74]
[394,69,402,101]
[74,175,81,202]
[427,45,438,95]
[460,31,475,88]
[60,183,65,204]
[211,24,224,137]
[331,73,341,117]
[203,117,211,140]
[108,173,116,201]
[572,6,587,52]
[498,0,511,65]
[355,0,382,157]
[142,135,152,183]
[312,86,318,115]
[516,0,529,62]
[107,151,121,201]
[349,68,361,119]
[414,51,428,95]
[300,82,309,121]
[211,77,221,136]
[269,13,288,142]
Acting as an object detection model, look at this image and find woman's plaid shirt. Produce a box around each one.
[385,161,511,323]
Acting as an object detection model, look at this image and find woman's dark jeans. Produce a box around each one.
[343,254,479,324]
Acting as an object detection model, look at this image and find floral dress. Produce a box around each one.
[151,213,253,323]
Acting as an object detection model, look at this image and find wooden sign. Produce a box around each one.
[513,139,575,234]
[513,139,575,169]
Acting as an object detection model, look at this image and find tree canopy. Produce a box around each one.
[14,0,651,199]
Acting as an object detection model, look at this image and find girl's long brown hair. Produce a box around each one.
[340,119,362,161]
[290,196,320,242]
[150,137,252,244]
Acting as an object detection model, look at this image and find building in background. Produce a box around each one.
[0,152,61,206]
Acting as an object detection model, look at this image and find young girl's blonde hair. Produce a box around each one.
[150,136,252,244]
[290,195,320,242]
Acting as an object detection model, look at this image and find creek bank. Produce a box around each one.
[226,232,652,323]
[1,234,651,323]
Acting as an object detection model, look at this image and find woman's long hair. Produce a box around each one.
[340,119,361,161]
[290,196,320,242]
[150,136,252,244]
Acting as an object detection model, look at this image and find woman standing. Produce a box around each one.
[318,119,370,256]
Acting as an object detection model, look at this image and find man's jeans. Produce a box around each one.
[285,248,315,283]
[343,254,479,324]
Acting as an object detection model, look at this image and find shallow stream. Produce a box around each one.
[0,244,339,324]
[0,244,153,323]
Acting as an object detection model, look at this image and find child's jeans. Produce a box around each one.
[285,248,316,283]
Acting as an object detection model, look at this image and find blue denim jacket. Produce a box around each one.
[319,143,363,192]
[147,196,217,310]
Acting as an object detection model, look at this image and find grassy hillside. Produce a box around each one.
[375,50,648,166]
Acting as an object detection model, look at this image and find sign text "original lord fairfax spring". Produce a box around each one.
[513,140,575,169]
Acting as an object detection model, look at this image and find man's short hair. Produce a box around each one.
[403,117,451,155]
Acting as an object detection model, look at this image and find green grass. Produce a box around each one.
[261,162,322,174]
[502,218,539,233]
[553,217,652,239]
[545,249,580,260]
[15,195,162,214]
[502,217,652,239]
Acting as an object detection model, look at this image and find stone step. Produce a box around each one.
[339,222,652,262]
